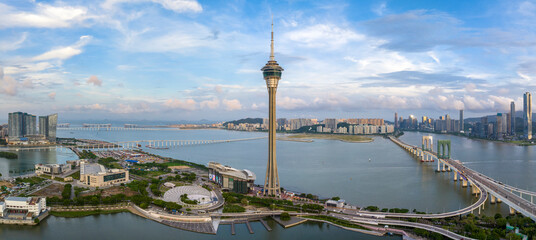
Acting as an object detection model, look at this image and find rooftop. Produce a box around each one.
[5,197,30,202]
[208,162,256,181]
[81,163,106,175]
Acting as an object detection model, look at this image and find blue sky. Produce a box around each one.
[1,0,535,122]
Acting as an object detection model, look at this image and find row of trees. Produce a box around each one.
[79,150,96,159]
[48,193,129,206]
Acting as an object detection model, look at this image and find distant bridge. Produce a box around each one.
[0,137,267,152]
[76,137,267,150]
[58,127,181,131]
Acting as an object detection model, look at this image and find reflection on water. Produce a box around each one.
[0,148,77,178]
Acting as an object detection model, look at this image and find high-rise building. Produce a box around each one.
[38,114,58,143]
[480,117,488,138]
[261,21,283,197]
[47,113,57,142]
[524,92,532,140]
[7,112,37,139]
[459,110,464,132]
[496,113,508,139]
[445,114,451,132]
[8,112,24,139]
[27,114,37,135]
[510,101,516,135]
[324,118,338,131]
[394,113,398,129]
[507,113,512,135]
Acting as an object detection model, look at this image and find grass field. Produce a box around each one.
[284,134,373,143]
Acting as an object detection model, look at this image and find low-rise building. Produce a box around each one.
[0,197,47,219]
[35,163,72,175]
[326,199,345,208]
[208,162,256,194]
[80,162,129,187]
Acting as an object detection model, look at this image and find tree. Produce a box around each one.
[140,203,149,209]
[34,218,40,224]
[241,198,248,206]
[331,196,340,201]
[280,212,291,221]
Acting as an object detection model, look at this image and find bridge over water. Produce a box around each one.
[389,136,536,221]
[0,137,267,152]
[58,127,182,131]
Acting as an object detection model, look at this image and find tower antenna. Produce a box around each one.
[270,15,274,61]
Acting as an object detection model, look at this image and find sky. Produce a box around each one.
[1,0,536,123]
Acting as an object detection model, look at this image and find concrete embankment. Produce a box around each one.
[0,210,49,226]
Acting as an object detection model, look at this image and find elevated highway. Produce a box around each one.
[389,136,536,221]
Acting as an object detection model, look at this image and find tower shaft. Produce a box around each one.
[264,86,280,196]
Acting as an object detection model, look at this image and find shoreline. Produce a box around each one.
[278,134,374,143]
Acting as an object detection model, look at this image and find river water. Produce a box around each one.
[1,129,534,239]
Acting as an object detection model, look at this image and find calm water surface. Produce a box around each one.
[0,213,400,240]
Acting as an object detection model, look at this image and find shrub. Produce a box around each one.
[280,212,291,221]
[223,204,245,213]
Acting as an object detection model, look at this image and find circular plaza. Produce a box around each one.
[163,186,216,208]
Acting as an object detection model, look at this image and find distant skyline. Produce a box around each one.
[1,0,536,122]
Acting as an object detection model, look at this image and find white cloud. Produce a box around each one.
[372,2,387,16]
[87,75,103,86]
[32,35,91,61]
[164,99,197,110]
[0,32,27,51]
[463,95,485,110]
[518,1,536,17]
[0,67,18,96]
[122,23,215,52]
[48,92,56,100]
[285,24,364,48]
[279,97,308,110]
[464,83,476,93]
[102,0,202,13]
[0,3,89,29]
[222,99,242,111]
[154,0,202,13]
[117,65,135,71]
[200,98,220,109]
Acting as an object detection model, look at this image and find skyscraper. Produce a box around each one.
[510,101,516,135]
[496,113,503,138]
[47,113,58,142]
[459,110,464,132]
[507,113,512,135]
[524,92,532,140]
[8,112,24,139]
[261,21,283,197]
[39,114,58,143]
[39,116,47,136]
[394,112,398,129]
